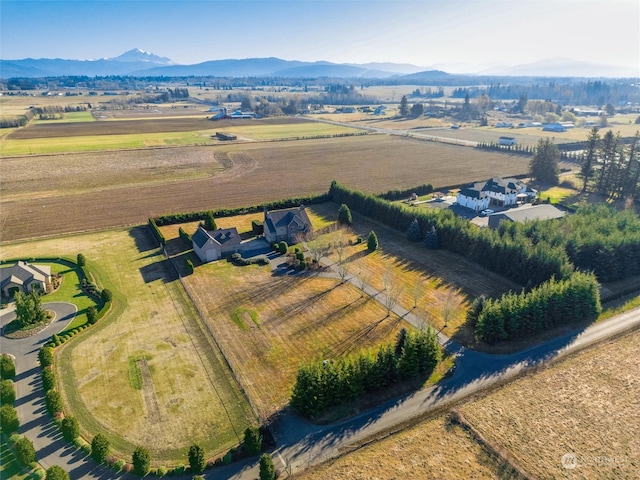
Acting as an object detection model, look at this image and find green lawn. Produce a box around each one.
[1,259,99,331]
[0,228,256,465]
[31,111,95,124]
[0,130,219,155]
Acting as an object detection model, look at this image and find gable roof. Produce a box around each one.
[0,261,51,289]
[459,177,526,197]
[193,226,241,249]
[264,206,312,233]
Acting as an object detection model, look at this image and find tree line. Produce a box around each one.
[473,271,601,342]
[579,128,640,201]
[291,327,440,419]
[329,181,573,288]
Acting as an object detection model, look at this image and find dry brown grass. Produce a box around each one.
[297,415,506,480]
[460,330,640,479]
[294,330,639,480]
[182,257,407,419]
[1,135,530,242]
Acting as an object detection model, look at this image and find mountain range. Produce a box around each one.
[0,48,636,79]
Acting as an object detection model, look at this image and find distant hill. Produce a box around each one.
[479,58,639,78]
[0,50,423,79]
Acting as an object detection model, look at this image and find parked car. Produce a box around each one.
[480,209,495,216]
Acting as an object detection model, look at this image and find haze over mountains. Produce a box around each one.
[0,48,637,79]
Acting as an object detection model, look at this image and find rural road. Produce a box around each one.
[2,298,639,479]
[300,115,479,147]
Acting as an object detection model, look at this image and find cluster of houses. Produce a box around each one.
[192,206,312,263]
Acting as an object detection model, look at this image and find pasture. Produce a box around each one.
[1,135,531,242]
[0,229,256,464]
[161,202,517,420]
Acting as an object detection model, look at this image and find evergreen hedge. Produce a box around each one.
[476,271,601,342]
[291,328,440,418]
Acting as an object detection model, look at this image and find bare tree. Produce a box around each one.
[410,276,427,309]
[441,290,461,329]
[382,266,403,315]
[352,258,371,297]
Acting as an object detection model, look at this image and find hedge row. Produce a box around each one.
[475,271,601,342]
[148,218,166,246]
[329,181,572,288]
[291,328,440,419]
[153,193,329,226]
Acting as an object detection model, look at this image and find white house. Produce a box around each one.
[264,206,313,244]
[0,261,52,297]
[456,177,536,212]
[192,226,241,263]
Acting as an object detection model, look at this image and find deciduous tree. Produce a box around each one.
[15,290,47,328]
[14,436,36,465]
[259,454,276,480]
[45,465,70,480]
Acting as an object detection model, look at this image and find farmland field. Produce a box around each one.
[181,253,408,419]
[298,329,640,480]
[0,229,256,464]
[1,135,531,242]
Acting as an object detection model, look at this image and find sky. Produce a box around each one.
[1,0,638,73]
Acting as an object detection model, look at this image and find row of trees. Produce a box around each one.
[291,328,440,418]
[474,271,601,342]
[329,181,573,288]
[579,128,640,200]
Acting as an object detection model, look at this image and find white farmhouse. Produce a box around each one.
[456,177,536,212]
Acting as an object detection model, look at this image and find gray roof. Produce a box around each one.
[0,261,51,289]
[264,207,312,234]
[192,226,241,248]
[489,204,565,228]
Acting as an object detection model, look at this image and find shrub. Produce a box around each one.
[91,433,110,463]
[222,451,232,464]
[0,380,16,405]
[243,426,262,455]
[14,436,36,465]
[60,416,80,441]
[185,258,195,275]
[252,220,264,235]
[0,355,16,380]
[278,241,288,254]
[100,289,113,303]
[39,347,54,367]
[45,465,70,480]
[114,459,126,471]
[45,390,63,415]
[33,468,46,479]
[86,306,98,325]
[367,231,378,252]
[259,454,276,480]
[41,369,55,392]
[173,464,185,475]
[132,446,151,476]
[337,203,353,226]
[76,253,86,267]
[156,466,167,477]
[0,404,20,433]
[204,211,217,230]
[188,444,206,474]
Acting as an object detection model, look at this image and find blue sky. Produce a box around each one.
[1,0,638,72]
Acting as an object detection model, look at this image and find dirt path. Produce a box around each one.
[138,359,162,424]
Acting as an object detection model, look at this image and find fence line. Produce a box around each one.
[161,247,263,425]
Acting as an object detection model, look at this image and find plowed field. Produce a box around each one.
[1,135,531,242]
